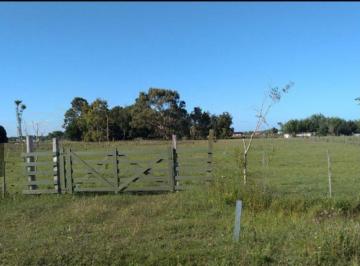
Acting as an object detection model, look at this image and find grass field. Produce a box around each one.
[2,137,360,265]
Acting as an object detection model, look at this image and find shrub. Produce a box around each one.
[0,125,8,143]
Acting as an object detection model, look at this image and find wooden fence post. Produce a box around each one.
[168,147,176,191]
[113,148,120,194]
[172,134,177,150]
[172,135,178,188]
[67,148,74,194]
[327,149,332,198]
[208,129,214,177]
[0,143,5,198]
[52,138,61,193]
[60,146,66,193]
[26,136,37,190]
[2,161,5,199]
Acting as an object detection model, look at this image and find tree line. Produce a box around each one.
[62,88,234,141]
[281,114,360,136]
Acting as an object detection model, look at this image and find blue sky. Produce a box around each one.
[1,2,360,136]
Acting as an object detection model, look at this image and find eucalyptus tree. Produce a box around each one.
[14,100,26,141]
[131,88,190,139]
[215,112,233,138]
[83,99,109,142]
[109,106,132,140]
[63,97,89,140]
[190,107,211,139]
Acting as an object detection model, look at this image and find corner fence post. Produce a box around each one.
[52,138,61,194]
[26,136,37,190]
[208,129,214,178]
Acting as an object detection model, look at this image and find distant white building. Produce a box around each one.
[232,131,244,138]
[284,132,315,138]
[353,133,360,137]
[295,132,315,138]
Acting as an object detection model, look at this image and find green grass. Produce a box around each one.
[2,137,360,265]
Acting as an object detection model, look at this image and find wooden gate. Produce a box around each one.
[63,148,172,193]
[21,131,214,195]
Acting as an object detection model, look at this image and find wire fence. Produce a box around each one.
[213,137,360,199]
[2,136,360,198]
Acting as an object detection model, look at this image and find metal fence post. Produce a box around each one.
[233,200,243,242]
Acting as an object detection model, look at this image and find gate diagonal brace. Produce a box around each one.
[129,158,163,167]
[118,157,165,192]
[71,151,116,188]
[85,153,124,177]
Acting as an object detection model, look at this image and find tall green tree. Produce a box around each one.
[283,119,299,135]
[83,99,109,142]
[309,114,326,134]
[63,97,89,140]
[327,117,343,136]
[131,88,190,139]
[47,131,65,139]
[130,92,156,138]
[109,106,132,140]
[148,88,189,138]
[190,107,211,139]
[215,112,234,138]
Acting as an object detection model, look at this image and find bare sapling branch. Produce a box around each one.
[241,82,294,184]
